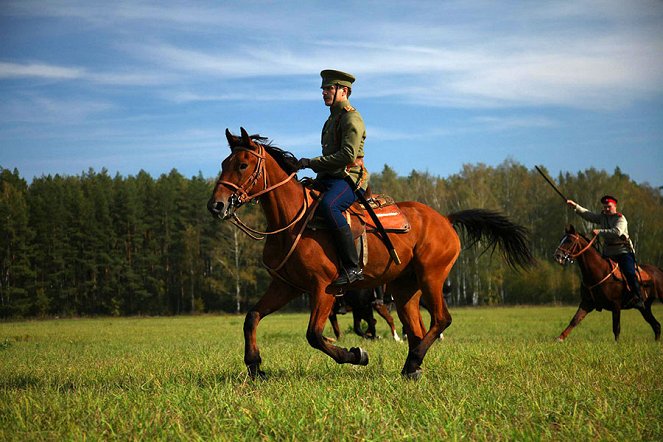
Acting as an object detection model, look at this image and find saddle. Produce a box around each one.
[305,186,410,235]
[303,183,410,266]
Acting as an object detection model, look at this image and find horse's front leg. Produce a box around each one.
[244,280,299,378]
[306,291,369,366]
[558,303,594,342]
[352,311,370,338]
[365,312,378,339]
[373,303,401,341]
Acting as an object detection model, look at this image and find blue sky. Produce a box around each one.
[1,0,662,187]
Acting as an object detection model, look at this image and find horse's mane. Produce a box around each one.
[243,134,300,175]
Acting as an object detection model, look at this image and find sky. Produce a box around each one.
[1,0,662,188]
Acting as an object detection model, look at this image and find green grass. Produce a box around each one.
[1,306,662,441]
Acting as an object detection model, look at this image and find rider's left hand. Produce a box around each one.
[296,158,311,170]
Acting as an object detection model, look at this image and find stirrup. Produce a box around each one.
[623,294,644,309]
[331,267,364,287]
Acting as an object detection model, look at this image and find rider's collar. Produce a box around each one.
[330,99,350,116]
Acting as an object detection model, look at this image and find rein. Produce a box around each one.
[556,233,598,260]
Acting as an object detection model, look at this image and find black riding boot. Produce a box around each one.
[624,279,644,309]
[330,225,364,287]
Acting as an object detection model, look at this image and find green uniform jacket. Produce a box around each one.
[574,204,635,256]
[309,99,369,190]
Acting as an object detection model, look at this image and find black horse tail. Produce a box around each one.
[448,209,536,271]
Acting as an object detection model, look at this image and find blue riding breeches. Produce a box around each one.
[317,178,363,229]
[614,252,641,295]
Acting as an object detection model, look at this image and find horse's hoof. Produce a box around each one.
[556,337,565,343]
[402,369,423,381]
[247,365,267,380]
[350,347,369,366]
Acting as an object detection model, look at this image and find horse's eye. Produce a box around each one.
[239,163,248,171]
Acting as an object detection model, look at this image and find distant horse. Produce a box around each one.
[553,225,663,341]
[328,288,401,341]
[208,128,534,379]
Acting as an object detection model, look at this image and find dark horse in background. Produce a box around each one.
[208,128,534,379]
[554,225,663,341]
[328,288,401,341]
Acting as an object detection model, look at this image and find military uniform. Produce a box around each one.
[310,98,369,190]
[573,204,634,257]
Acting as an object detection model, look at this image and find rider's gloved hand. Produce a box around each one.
[296,158,311,170]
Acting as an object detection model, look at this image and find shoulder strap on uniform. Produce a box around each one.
[343,104,355,113]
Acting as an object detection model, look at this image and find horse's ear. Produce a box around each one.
[240,127,251,146]
[566,224,576,234]
[225,128,239,148]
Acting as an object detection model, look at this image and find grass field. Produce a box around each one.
[1,305,662,441]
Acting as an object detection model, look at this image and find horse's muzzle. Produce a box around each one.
[553,252,573,266]
[207,198,230,219]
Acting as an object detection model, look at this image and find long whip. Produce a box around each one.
[534,165,568,202]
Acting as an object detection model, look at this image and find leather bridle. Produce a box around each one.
[214,142,321,291]
[214,144,307,240]
[554,232,624,293]
[554,233,598,264]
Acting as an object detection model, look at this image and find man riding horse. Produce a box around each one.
[566,195,644,309]
[296,69,368,288]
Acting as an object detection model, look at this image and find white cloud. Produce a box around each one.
[0,95,114,124]
[0,62,84,79]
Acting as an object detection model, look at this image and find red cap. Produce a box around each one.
[600,195,617,205]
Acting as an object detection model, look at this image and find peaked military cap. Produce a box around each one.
[600,195,618,204]
[320,69,356,88]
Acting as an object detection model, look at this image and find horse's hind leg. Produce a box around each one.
[391,280,429,378]
[638,291,661,340]
[306,291,369,366]
[244,280,300,378]
[399,257,454,379]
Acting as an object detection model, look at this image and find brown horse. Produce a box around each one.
[208,128,534,379]
[553,225,663,341]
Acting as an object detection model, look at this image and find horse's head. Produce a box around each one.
[553,224,586,265]
[207,127,266,219]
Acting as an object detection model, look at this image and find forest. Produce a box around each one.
[1,161,662,318]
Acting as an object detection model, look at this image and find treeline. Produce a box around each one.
[1,162,661,317]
